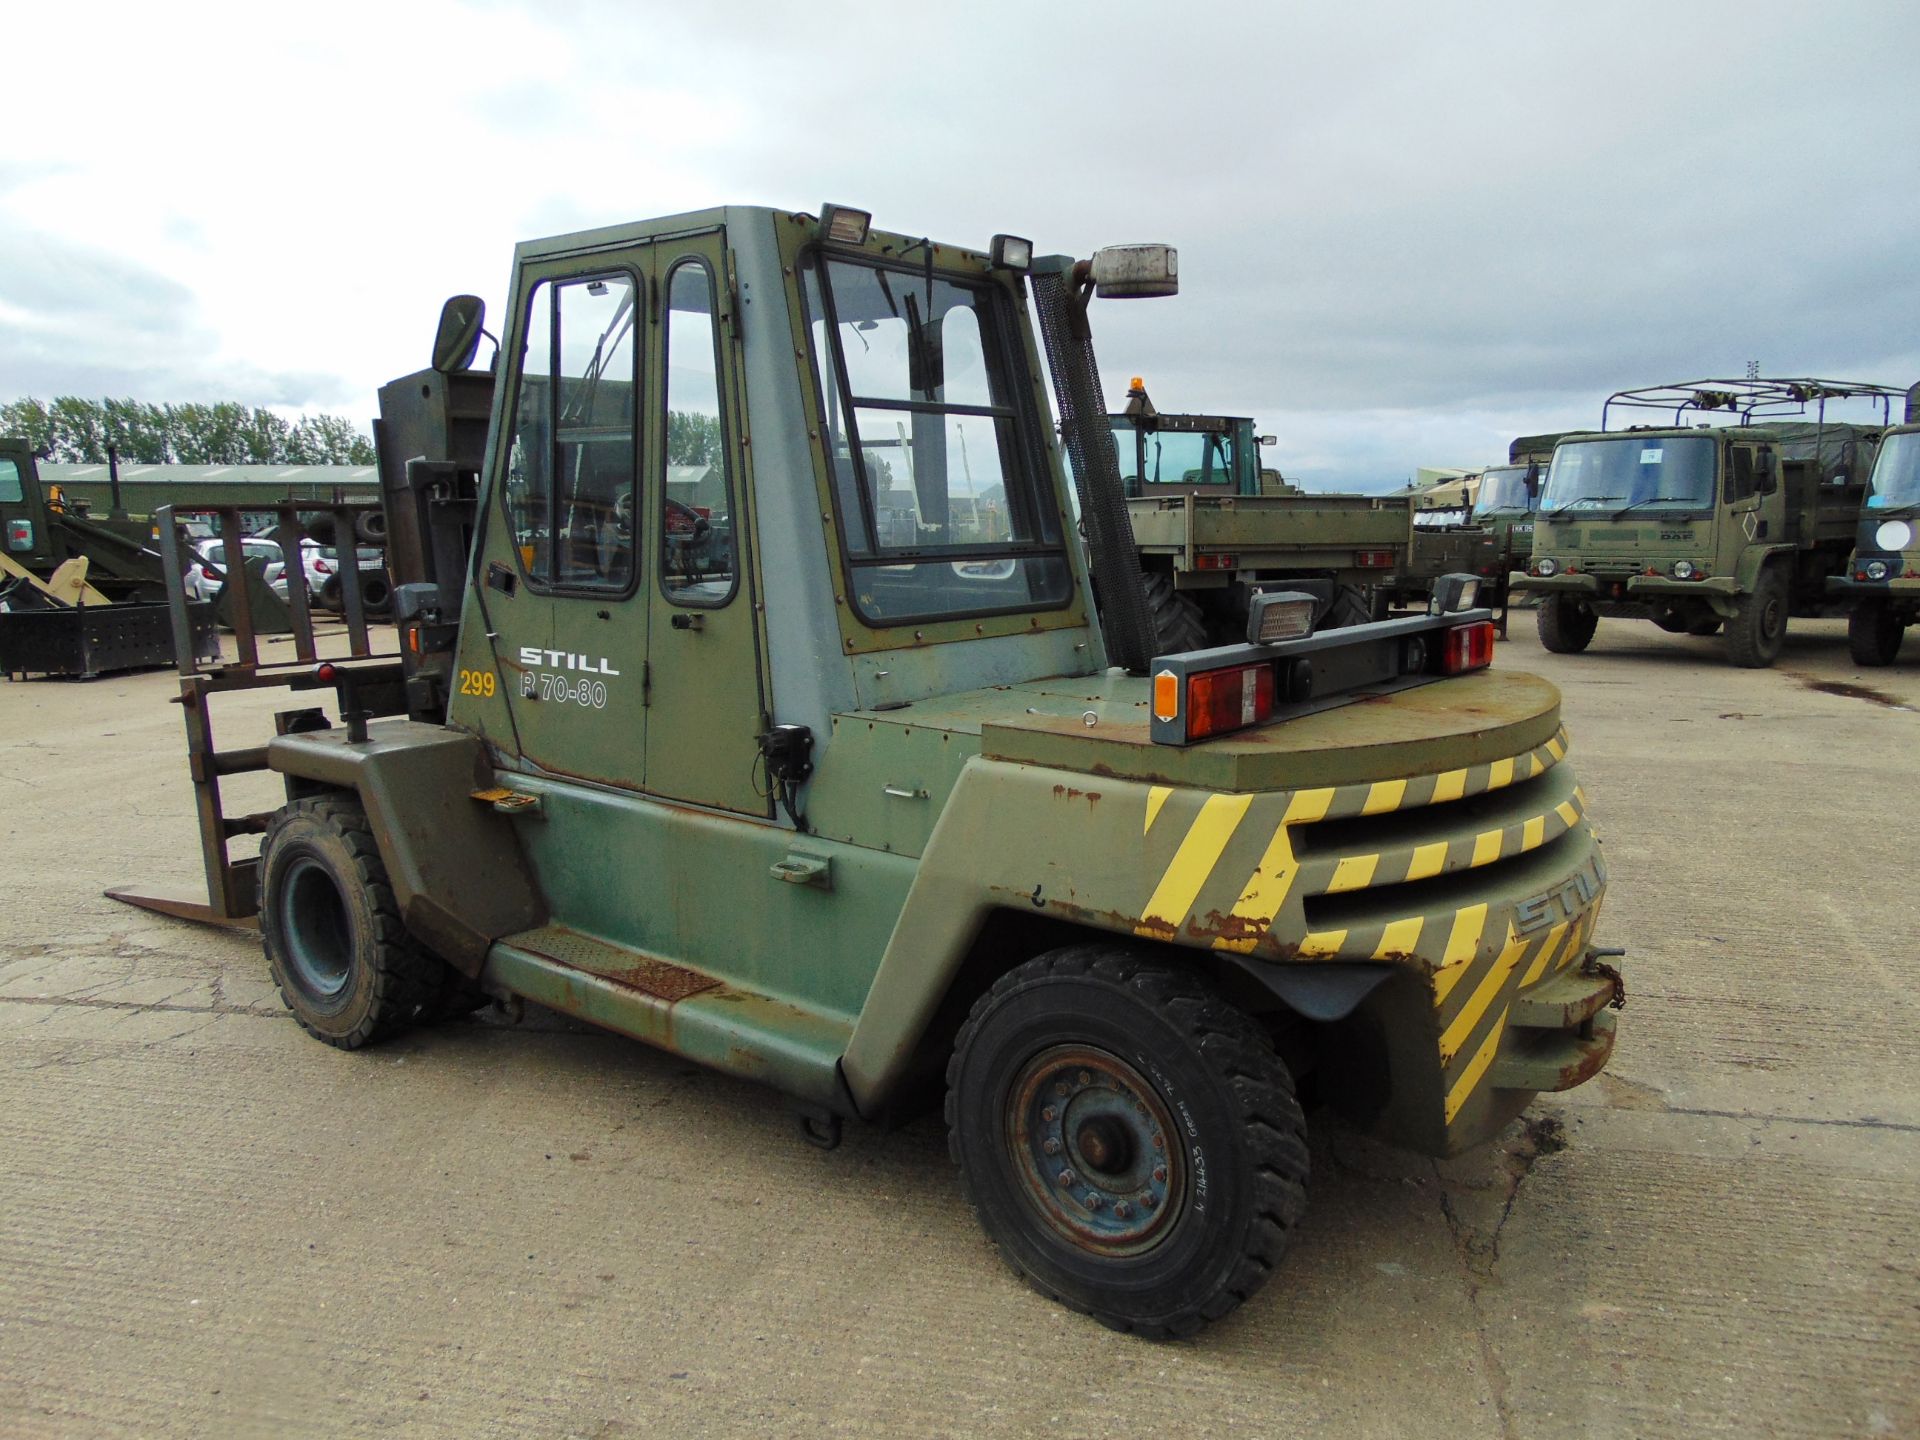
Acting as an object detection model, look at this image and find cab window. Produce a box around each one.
[0,459,21,503]
[801,253,1071,625]
[660,261,738,607]
[504,273,640,592]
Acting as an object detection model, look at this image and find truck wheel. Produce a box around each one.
[259,795,449,1049]
[946,946,1309,1338]
[1848,601,1903,667]
[1322,584,1372,630]
[1140,570,1208,655]
[1537,596,1597,653]
[1725,566,1789,668]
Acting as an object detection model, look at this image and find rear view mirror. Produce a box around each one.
[1088,244,1179,299]
[431,295,487,374]
[1754,446,1778,494]
[1258,434,1277,447]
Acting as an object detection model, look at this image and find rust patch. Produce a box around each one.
[599,956,722,1003]
[1049,783,1103,807]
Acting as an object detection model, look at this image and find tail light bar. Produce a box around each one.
[1150,578,1494,746]
[1354,548,1395,568]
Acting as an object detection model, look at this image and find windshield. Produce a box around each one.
[1473,466,1538,517]
[1542,436,1716,514]
[1866,431,1920,511]
[802,253,1070,624]
[1111,422,1241,492]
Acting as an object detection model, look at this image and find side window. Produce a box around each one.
[1727,447,1755,503]
[504,273,640,591]
[660,261,738,605]
[0,459,21,503]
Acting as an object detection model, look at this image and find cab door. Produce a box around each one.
[452,255,650,787]
[641,232,770,816]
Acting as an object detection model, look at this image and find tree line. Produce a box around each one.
[0,397,377,466]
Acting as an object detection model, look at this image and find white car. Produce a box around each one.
[183,537,291,602]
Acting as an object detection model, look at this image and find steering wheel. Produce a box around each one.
[664,498,712,544]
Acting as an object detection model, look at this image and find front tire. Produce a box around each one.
[1537,595,1598,653]
[946,946,1309,1338]
[1849,601,1903,667]
[260,795,450,1049]
[1726,565,1789,668]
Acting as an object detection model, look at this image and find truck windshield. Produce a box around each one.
[802,253,1070,624]
[1865,431,1920,511]
[1112,424,1238,490]
[1543,436,1715,514]
[1473,466,1538,517]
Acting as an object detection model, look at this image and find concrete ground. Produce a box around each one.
[1,617,1916,1439]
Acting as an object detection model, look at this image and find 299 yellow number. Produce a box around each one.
[456,668,497,698]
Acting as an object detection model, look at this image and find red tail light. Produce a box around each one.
[1187,662,1275,740]
[1355,549,1394,568]
[314,558,332,574]
[1440,621,1495,674]
[1194,553,1237,570]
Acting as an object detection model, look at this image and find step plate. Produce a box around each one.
[508,926,721,1003]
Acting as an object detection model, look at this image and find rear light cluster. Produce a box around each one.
[1355,549,1394,568]
[6,519,31,552]
[1153,618,1495,744]
[1193,553,1236,571]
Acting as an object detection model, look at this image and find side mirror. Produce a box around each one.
[431,295,487,374]
[1258,434,1277,447]
[1087,244,1179,299]
[1754,446,1778,494]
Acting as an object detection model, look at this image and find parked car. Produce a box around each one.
[183,537,291,602]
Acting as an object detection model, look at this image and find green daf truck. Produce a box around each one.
[1830,387,1920,665]
[1111,382,1411,649]
[1511,378,1904,666]
[123,205,1624,1338]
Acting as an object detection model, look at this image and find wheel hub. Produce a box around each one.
[1006,1044,1184,1255]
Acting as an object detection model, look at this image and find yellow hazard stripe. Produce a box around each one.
[1432,768,1467,803]
[1363,779,1407,815]
[1547,732,1567,761]
[1298,929,1347,957]
[1137,793,1252,936]
[1521,815,1546,851]
[1471,830,1502,866]
[1519,919,1571,988]
[1446,1014,1508,1123]
[1328,854,1380,892]
[1144,785,1172,834]
[1406,841,1449,881]
[1431,903,1489,1004]
[1212,788,1334,954]
[1373,917,1423,960]
[1554,800,1580,827]
[1440,926,1526,1062]
[1488,756,1516,789]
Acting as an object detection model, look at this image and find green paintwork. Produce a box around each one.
[267,205,1621,1161]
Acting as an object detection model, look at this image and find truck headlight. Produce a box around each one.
[1535,556,1558,577]
[1671,559,1695,580]
[1867,559,1889,581]
[1876,520,1913,552]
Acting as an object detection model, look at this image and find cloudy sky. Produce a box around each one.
[4,1,1917,489]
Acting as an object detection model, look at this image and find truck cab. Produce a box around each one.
[1511,377,1902,666]
[226,205,1621,1337]
[1832,416,1920,664]
[0,438,55,579]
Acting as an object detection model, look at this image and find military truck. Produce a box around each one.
[1830,385,1920,664]
[1511,378,1905,667]
[1111,382,1411,650]
[1394,437,1556,630]
[117,205,1623,1337]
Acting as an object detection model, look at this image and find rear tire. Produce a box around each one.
[1322,584,1373,630]
[260,795,449,1049]
[1537,596,1597,653]
[1849,601,1903,667]
[1140,570,1209,655]
[1726,566,1789,668]
[947,946,1309,1338]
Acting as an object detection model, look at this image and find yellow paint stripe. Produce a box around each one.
[1445,1014,1508,1123]
[1557,910,1595,973]
[1137,793,1253,935]
[1431,903,1490,1005]
[1440,926,1527,1062]
[1554,800,1580,827]
[1521,815,1546,851]
[1407,841,1449,881]
[1574,785,1587,807]
[1144,785,1172,834]
[1526,752,1544,778]
[1471,830,1503,866]
[1298,930,1347,957]
[1212,788,1335,954]
[1329,854,1380,892]
[1432,768,1467,804]
[1373,917,1423,960]
[1488,757,1516,790]
[1519,919,1571,988]
[1363,779,1407,815]
[1547,734,1566,761]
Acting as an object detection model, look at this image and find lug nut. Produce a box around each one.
[1079,1070,1092,1085]
[1053,1081,1069,1098]
[1082,1192,1103,1210]
[1114,1201,1131,1219]
[1041,1105,1056,1123]
[1152,1135,1164,1151]
[1141,1193,1158,1210]
[1057,1169,1076,1188]
[1042,1137,1060,1155]
[1153,1166,1166,1183]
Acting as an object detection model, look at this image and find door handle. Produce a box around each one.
[670,613,704,631]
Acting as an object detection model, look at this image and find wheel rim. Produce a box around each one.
[1762,596,1784,639]
[279,856,353,998]
[1004,1044,1185,1256]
